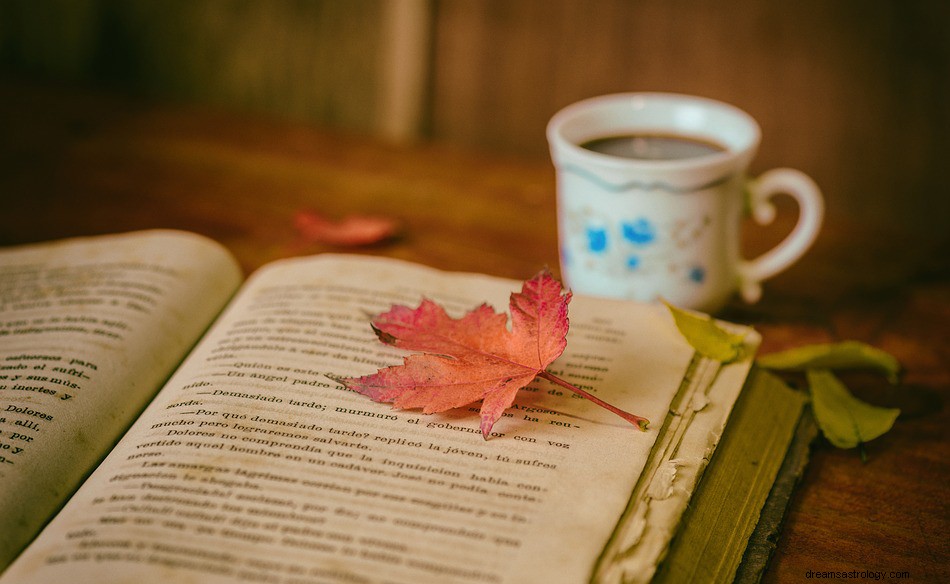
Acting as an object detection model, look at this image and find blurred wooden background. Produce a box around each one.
[1,0,948,238]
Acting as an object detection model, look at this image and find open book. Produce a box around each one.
[0,230,807,583]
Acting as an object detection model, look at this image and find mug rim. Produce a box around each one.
[547,92,762,172]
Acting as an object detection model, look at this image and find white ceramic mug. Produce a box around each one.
[547,92,823,313]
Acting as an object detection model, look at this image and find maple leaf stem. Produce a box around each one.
[538,370,650,431]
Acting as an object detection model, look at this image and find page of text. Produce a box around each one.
[0,230,242,568]
[2,255,695,584]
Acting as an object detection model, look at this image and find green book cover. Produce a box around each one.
[654,367,812,583]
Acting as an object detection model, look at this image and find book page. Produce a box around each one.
[0,230,243,569]
[593,330,760,583]
[2,255,708,584]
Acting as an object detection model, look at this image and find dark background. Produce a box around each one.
[2,0,948,238]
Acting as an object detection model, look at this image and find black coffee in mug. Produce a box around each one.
[580,133,727,160]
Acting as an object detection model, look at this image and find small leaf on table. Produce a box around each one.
[758,341,901,383]
[807,368,901,451]
[294,209,400,246]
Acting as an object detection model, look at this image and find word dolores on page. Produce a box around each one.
[0,231,241,569]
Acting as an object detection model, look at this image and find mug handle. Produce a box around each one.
[738,168,824,303]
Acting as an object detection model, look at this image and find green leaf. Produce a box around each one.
[663,301,746,364]
[758,341,901,383]
[807,368,900,450]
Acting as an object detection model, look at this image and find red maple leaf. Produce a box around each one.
[340,270,649,439]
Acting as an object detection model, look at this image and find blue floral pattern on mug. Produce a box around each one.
[569,210,712,296]
[621,218,656,246]
[586,226,608,253]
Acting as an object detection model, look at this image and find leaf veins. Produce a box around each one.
[339,270,649,439]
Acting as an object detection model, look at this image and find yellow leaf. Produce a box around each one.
[663,301,746,364]
[758,341,901,383]
[807,369,900,450]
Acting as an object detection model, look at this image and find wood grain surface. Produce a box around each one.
[1,80,947,582]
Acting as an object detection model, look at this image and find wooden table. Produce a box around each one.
[2,80,947,582]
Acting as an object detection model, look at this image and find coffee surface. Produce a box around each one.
[580,133,727,160]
